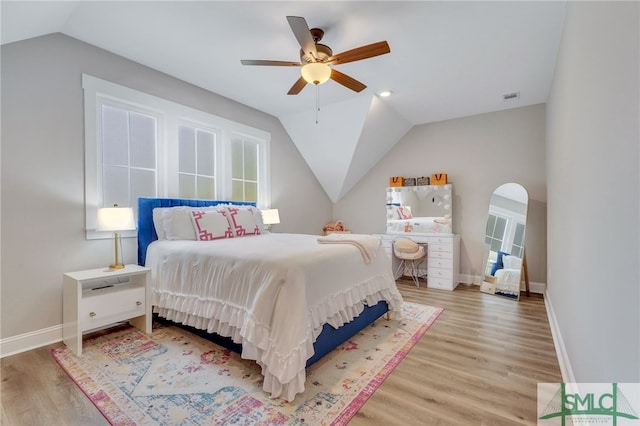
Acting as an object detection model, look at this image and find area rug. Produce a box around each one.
[52,301,442,426]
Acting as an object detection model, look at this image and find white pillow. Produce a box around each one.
[161,206,197,240]
[225,205,263,237]
[152,208,167,240]
[190,207,234,241]
[502,255,522,270]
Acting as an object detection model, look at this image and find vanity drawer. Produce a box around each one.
[427,277,455,290]
[428,250,453,260]
[428,243,452,253]
[81,286,146,331]
[427,257,453,269]
[428,266,453,280]
[427,236,453,245]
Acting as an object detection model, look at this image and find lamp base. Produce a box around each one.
[109,263,125,270]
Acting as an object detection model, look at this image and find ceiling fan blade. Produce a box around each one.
[330,69,367,93]
[286,16,318,59]
[241,59,302,67]
[287,76,308,95]
[328,41,391,65]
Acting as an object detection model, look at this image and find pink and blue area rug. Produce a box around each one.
[52,302,442,425]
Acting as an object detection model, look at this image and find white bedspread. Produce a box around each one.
[495,268,521,295]
[146,233,403,401]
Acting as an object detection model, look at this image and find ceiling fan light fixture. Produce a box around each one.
[301,63,331,85]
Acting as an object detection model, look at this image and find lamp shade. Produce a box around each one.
[301,63,331,85]
[261,209,280,225]
[96,206,136,231]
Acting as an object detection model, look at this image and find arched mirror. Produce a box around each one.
[480,183,529,300]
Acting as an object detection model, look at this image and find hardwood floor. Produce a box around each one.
[1,281,561,425]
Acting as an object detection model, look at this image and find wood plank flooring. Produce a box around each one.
[1,281,561,425]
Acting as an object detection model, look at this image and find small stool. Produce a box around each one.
[393,238,426,287]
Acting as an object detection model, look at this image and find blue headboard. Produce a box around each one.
[137,197,256,266]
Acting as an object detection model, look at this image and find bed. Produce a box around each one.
[493,254,522,297]
[137,197,403,401]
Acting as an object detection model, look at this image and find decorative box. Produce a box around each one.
[431,173,448,185]
[404,177,416,186]
[389,176,404,187]
[416,176,430,185]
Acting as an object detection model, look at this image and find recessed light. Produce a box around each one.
[379,91,392,97]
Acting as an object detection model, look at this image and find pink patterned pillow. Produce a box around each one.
[190,208,234,241]
[226,206,263,237]
[398,206,413,219]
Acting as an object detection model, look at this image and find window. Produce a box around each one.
[83,74,270,239]
[178,125,217,199]
[485,214,507,252]
[231,137,259,202]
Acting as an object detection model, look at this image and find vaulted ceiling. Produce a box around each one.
[1,1,567,202]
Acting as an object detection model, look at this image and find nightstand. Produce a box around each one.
[63,264,151,356]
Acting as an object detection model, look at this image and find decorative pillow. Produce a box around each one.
[397,206,413,219]
[226,205,263,237]
[190,207,234,241]
[152,208,167,240]
[161,206,198,240]
[490,250,510,276]
[502,255,522,270]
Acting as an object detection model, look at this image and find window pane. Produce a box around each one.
[490,239,502,252]
[514,223,526,246]
[197,176,215,199]
[102,106,128,166]
[231,180,243,201]
[103,165,129,207]
[179,173,195,198]
[244,182,257,202]
[197,130,215,176]
[178,126,196,174]
[485,216,496,235]
[244,142,258,181]
[129,112,156,169]
[231,139,243,179]
[130,168,156,206]
[494,217,506,239]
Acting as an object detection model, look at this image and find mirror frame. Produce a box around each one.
[480,183,529,301]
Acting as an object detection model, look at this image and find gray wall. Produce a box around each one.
[546,2,639,381]
[334,104,547,284]
[0,33,332,339]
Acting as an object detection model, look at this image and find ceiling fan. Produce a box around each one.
[241,16,391,95]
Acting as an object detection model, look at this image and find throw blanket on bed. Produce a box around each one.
[317,233,381,263]
[145,233,403,402]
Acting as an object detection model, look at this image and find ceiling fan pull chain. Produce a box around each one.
[316,84,320,124]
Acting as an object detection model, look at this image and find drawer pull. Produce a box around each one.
[136,301,142,306]
[89,312,96,317]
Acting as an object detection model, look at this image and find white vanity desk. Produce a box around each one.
[374,232,460,291]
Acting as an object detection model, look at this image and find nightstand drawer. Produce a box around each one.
[427,257,453,269]
[81,286,146,330]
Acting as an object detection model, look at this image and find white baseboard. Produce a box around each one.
[0,324,62,358]
[459,273,546,294]
[543,290,575,383]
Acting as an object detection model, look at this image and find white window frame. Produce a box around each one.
[83,74,271,239]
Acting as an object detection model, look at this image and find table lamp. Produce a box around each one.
[261,209,280,230]
[96,204,136,269]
